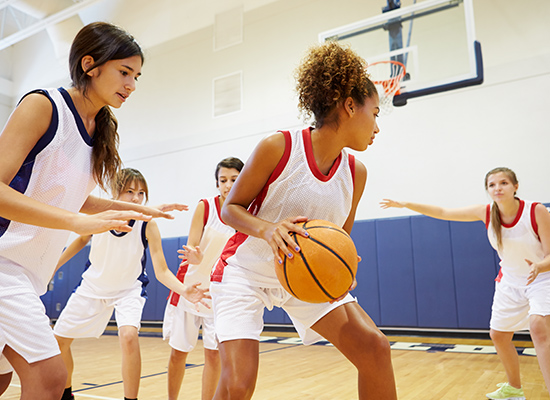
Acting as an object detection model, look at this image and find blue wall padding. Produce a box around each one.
[410,217,458,328]
[449,221,498,328]
[47,207,550,330]
[375,217,418,327]
[350,220,380,323]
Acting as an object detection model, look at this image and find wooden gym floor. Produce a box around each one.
[2,329,548,399]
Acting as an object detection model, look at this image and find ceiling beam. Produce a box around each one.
[0,0,104,52]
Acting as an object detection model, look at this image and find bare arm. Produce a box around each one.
[221,132,308,264]
[146,220,210,306]
[0,94,151,235]
[81,195,188,219]
[342,159,367,235]
[380,199,486,223]
[177,200,206,265]
[527,204,550,284]
[53,235,92,277]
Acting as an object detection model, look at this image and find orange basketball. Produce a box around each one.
[275,219,358,303]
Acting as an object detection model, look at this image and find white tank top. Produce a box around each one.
[77,220,149,298]
[0,87,96,296]
[169,195,235,315]
[487,199,549,286]
[212,128,355,287]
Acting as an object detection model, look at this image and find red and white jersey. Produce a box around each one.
[0,87,96,296]
[212,128,355,287]
[487,199,549,286]
[169,195,235,315]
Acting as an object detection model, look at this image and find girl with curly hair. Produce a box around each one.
[209,41,397,399]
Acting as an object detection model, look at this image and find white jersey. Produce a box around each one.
[487,199,549,287]
[212,128,355,287]
[169,195,235,315]
[76,220,149,299]
[0,87,96,296]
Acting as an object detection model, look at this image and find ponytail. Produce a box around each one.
[484,166,519,251]
[490,202,504,250]
[92,106,122,191]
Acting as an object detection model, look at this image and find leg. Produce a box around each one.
[311,302,397,400]
[529,315,550,394]
[118,325,141,399]
[489,329,521,388]
[167,348,189,400]
[202,348,220,400]
[55,335,75,389]
[3,346,67,400]
[213,339,259,400]
[0,372,12,396]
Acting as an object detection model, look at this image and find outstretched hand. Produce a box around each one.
[145,203,189,220]
[262,216,309,265]
[72,210,151,235]
[178,245,203,265]
[380,199,405,209]
[183,282,211,311]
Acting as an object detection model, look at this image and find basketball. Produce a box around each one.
[275,219,358,303]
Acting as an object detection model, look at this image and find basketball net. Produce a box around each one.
[367,60,406,114]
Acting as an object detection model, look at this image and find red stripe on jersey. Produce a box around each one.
[501,199,524,228]
[531,202,541,238]
[485,204,491,229]
[495,267,503,282]
[248,130,292,216]
[169,262,190,306]
[348,154,355,189]
[214,195,227,225]
[303,128,342,181]
[201,198,209,226]
[211,231,249,282]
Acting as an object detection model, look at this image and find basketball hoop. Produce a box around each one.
[367,60,406,114]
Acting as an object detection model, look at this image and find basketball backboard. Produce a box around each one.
[319,0,483,107]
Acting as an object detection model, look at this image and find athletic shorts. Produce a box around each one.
[53,287,146,339]
[163,302,217,352]
[490,278,550,332]
[210,281,356,345]
[0,292,60,368]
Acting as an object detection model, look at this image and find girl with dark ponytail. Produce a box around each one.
[381,167,550,399]
[0,22,186,400]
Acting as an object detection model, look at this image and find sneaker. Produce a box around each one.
[486,382,525,399]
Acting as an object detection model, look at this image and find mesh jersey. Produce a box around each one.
[212,128,355,287]
[169,195,235,315]
[76,220,149,299]
[0,87,96,296]
[487,199,549,286]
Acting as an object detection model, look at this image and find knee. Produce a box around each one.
[490,328,510,344]
[118,327,139,348]
[169,349,188,365]
[346,329,392,367]
[219,375,255,400]
[204,349,220,365]
[529,316,549,344]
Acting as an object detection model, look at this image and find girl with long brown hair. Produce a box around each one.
[0,22,186,400]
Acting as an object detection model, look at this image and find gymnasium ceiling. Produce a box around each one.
[0,0,279,55]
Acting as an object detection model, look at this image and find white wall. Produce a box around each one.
[4,0,550,238]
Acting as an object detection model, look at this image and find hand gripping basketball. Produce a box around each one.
[275,219,358,303]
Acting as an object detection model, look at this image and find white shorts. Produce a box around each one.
[53,287,146,339]
[0,292,60,368]
[163,302,217,352]
[490,279,550,332]
[210,281,356,345]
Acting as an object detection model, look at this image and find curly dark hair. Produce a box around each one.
[294,41,377,128]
